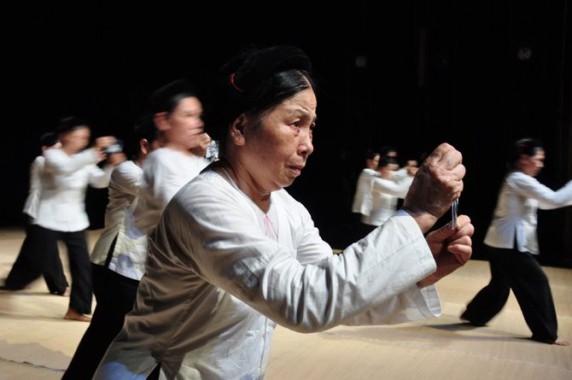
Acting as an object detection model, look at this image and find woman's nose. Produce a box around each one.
[298,131,314,156]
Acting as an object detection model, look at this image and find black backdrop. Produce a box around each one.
[2,1,571,266]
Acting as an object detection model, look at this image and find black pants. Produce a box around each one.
[63,264,140,380]
[4,223,68,294]
[462,245,559,343]
[34,226,93,314]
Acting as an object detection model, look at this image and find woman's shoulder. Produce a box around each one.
[504,171,541,192]
[178,169,235,198]
[43,147,64,158]
[116,159,140,172]
[32,155,45,164]
[506,171,535,184]
[146,147,174,161]
[143,148,185,172]
[113,160,142,178]
[361,168,377,176]
[30,155,45,170]
[170,170,253,219]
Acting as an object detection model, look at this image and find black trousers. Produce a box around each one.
[63,263,140,380]
[33,226,93,314]
[4,223,68,294]
[462,245,559,343]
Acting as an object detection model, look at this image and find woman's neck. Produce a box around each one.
[61,146,79,155]
[217,159,271,212]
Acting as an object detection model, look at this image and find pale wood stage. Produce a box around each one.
[0,228,570,379]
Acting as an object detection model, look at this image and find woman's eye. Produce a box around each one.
[291,122,301,132]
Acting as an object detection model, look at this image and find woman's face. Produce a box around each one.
[162,96,204,151]
[366,155,380,169]
[60,127,91,154]
[379,163,398,178]
[239,88,317,193]
[519,150,545,177]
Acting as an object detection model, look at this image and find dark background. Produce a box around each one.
[1,1,571,266]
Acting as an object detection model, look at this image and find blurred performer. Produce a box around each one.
[461,138,571,346]
[35,117,123,321]
[2,132,69,295]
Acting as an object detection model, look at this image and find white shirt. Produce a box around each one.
[484,171,572,254]
[351,168,378,216]
[96,148,209,279]
[133,148,210,235]
[391,167,409,181]
[364,175,412,226]
[95,169,440,380]
[22,156,44,219]
[34,148,113,232]
[90,160,149,280]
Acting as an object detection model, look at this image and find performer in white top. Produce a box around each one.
[134,146,209,234]
[461,138,572,345]
[95,45,474,379]
[2,132,69,295]
[364,156,414,226]
[351,149,380,217]
[133,79,210,236]
[23,135,60,221]
[65,80,209,379]
[34,116,123,321]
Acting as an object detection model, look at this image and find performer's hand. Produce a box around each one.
[417,214,474,288]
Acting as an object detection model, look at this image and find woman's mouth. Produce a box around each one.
[288,165,304,176]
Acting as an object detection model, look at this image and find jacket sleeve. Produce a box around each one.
[88,164,114,189]
[111,163,143,198]
[22,157,43,218]
[165,182,439,333]
[372,176,412,199]
[509,174,572,210]
[44,148,100,174]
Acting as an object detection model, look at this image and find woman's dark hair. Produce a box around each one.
[39,132,59,148]
[124,115,159,160]
[508,138,544,169]
[205,45,317,153]
[55,116,90,135]
[379,146,397,158]
[148,79,198,115]
[378,156,398,169]
[364,149,379,161]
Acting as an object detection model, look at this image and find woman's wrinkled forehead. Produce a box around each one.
[252,87,317,124]
[283,89,317,115]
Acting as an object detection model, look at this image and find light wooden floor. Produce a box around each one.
[0,228,570,380]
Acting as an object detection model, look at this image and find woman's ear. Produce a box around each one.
[230,114,247,145]
[139,139,150,156]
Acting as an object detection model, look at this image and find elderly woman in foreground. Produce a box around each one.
[95,45,474,379]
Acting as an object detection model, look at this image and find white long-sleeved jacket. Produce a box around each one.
[133,148,209,235]
[95,168,440,380]
[34,148,112,232]
[484,171,572,254]
[351,168,378,216]
[363,175,413,226]
[22,156,44,219]
[90,160,148,280]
